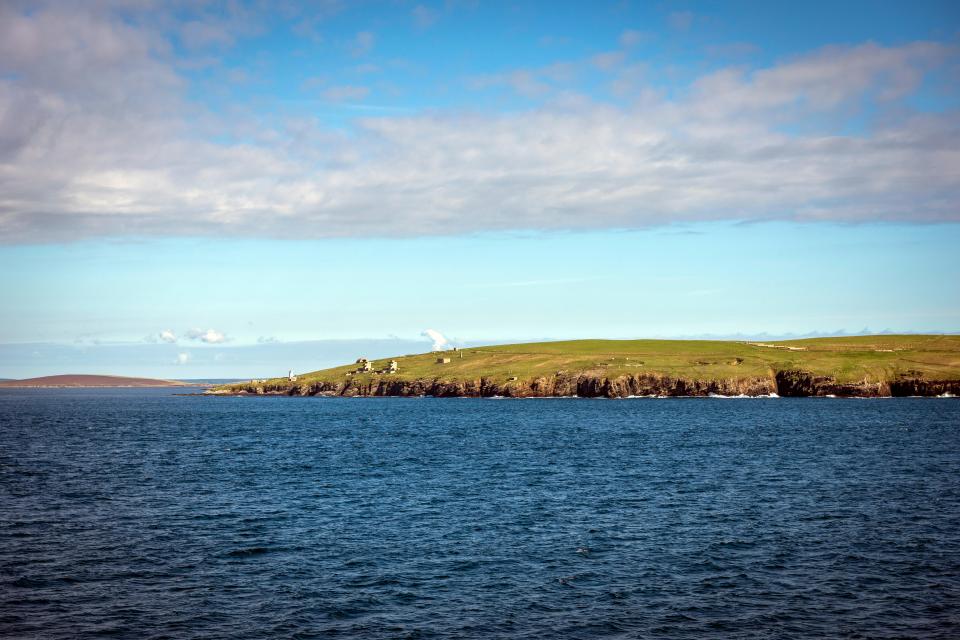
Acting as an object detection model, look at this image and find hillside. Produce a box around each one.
[211,335,960,398]
[0,374,191,388]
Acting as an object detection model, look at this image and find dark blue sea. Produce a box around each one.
[2,389,959,639]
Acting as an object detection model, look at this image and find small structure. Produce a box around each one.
[288,369,297,382]
[437,357,451,364]
[508,376,518,381]
[350,357,374,374]
[388,360,398,372]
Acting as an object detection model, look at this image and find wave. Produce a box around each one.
[225,547,269,557]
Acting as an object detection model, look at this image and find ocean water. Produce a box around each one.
[1,389,959,639]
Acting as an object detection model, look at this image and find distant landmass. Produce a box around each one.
[211,335,960,398]
[0,374,191,388]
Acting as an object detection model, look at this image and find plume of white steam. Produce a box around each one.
[421,328,450,351]
[159,329,177,343]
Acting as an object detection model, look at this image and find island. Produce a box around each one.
[207,335,960,398]
[0,374,192,388]
[209,335,960,398]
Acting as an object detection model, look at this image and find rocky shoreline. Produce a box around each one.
[210,370,960,398]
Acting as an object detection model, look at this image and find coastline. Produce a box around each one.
[0,375,205,389]
[207,371,960,399]
[0,383,203,389]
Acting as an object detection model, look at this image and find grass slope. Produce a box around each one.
[232,335,960,390]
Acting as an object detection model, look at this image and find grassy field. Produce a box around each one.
[237,335,960,389]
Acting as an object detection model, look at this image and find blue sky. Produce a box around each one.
[1,1,958,377]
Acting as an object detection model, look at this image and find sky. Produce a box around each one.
[1,0,959,378]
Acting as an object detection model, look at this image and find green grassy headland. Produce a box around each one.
[221,335,960,391]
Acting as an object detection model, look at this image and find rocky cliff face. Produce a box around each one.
[774,370,960,397]
[224,371,765,397]
[887,378,960,397]
[216,369,960,398]
[774,370,888,397]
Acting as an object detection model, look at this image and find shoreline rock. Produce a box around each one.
[210,371,960,398]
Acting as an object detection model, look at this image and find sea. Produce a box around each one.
[1,388,958,639]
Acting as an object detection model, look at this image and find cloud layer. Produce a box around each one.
[0,3,958,244]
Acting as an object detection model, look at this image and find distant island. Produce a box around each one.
[0,374,191,388]
[210,335,960,398]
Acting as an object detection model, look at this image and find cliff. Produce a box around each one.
[774,370,960,398]
[213,371,960,399]
[215,371,775,398]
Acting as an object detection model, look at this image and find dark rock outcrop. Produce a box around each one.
[774,370,960,397]
[889,378,960,397]
[774,369,890,397]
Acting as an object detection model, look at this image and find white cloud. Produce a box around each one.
[180,20,236,49]
[470,69,552,97]
[186,328,226,344]
[301,75,327,91]
[668,11,694,31]
[159,329,177,343]
[350,31,375,57]
[688,42,946,116]
[706,42,760,58]
[412,5,438,29]
[0,3,957,244]
[421,329,450,351]
[323,85,371,102]
[591,51,626,71]
[619,29,647,48]
[175,352,191,365]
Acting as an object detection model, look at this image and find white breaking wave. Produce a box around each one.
[707,393,780,399]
